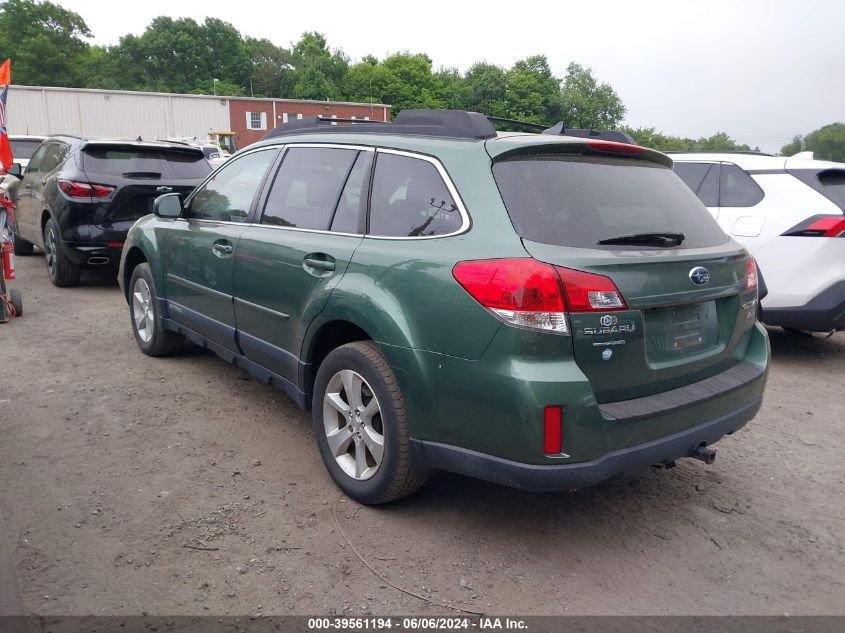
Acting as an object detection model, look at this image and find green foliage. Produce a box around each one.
[781,134,803,156]
[0,0,92,86]
[284,31,348,101]
[804,123,845,162]
[621,126,751,152]
[560,63,625,129]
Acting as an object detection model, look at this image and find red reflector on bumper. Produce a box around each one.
[106,242,124,248]
[543,406,563,454]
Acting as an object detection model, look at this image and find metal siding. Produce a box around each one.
[5,86,229,140]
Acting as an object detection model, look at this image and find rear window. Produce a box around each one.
[10,139,43,160]
[82,147,211,180]
[492,155,729,249]
[789,169,845,210]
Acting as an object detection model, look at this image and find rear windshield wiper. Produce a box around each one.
[597,232,686,247]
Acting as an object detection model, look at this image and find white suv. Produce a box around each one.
[671,152,845,332]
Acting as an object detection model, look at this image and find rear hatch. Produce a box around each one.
[489,138,758,403]
[81,143,211,228]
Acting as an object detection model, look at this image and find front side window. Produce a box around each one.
[25,143,50,174]
[368,153,462,237]
[187,149,278,222]
[261,147,359,230]
[720,163,764,207]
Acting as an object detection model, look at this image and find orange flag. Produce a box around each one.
[0,58,11,170]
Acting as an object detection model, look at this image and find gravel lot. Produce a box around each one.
[1,253,843,617]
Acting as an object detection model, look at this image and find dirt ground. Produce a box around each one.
[0,253,843,617]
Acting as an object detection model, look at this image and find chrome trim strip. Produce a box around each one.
[278,142,376,152]
[234,296,290,320]
[166,273,232,300]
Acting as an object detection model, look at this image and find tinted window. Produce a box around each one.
[673,162,711,192]
[38,143,68,174]
[25,143,50,173]
[10,139,43,160]
[493,155,728,249]
[369,153,462,237]
[261,147,358,230]
[83,148,211,179]
[331,152,370,233]
[719,163,764,207]
[789,169,845,210]
[188,149,278,222]
[698,163,720,207]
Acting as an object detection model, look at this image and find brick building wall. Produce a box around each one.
[229,98,392,149]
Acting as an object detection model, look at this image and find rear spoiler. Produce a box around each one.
[81,141,205,156]
[489,139,673,168]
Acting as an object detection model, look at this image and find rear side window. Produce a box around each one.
[789,169,845,210]
[38,143,68,174]
[369,153,462,237]
[673,162,711,192]
[10,139,42,160]
[719,163,764,207]
[82,148,211,180]
[261,147,358,230]
[493,155,729,249]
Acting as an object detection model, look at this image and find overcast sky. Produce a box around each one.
[57,0,843,153]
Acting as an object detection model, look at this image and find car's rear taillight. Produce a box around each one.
[745,256,758,290]
[452,258,628,334]
[452,258,568,333]
[58,179,115,199]
[782,215,845,238]
[554,267,627,312]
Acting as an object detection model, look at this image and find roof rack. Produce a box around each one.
[264,109,497,141]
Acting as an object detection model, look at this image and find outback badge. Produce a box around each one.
[689,266,710,286]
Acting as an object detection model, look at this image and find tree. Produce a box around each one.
[781,134,803,156]
[619,126,693,152]
[505,55,561,124]
[804,123,845,162]
[242,37,291,98]
[461,62,508,117]
[343,52,447,115]
[284,32,348,100]
[0,0,92,87]
[560,63,625,129]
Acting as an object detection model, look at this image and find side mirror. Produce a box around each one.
[7,163,21,178]
[154,192,183,218]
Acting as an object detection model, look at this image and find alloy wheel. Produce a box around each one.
[132,277,155,343]
[323,369,385,480]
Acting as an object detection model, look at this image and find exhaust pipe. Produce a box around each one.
[690,445,716,465]
[87,256,110,265]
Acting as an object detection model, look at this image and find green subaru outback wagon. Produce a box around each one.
[118,110,769,504]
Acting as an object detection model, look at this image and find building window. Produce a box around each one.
[280,113,302,124]
[246,111,267,130]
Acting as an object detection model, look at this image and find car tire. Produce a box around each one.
[128,262,184,356]
[12,231,34,256]
[312,341,428,504]
[9,286,22,316]
[43,217,81,287]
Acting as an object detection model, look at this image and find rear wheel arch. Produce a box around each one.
[304,320,373,399]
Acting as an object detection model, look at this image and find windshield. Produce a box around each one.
[10,139,43,160]
[83,147,211,179]
[492,155,729,249]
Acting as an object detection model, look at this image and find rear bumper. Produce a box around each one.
[413,397,761,491]
[762,280,845,331]
[62,241,123,266]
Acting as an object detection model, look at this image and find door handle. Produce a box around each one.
[212,241,234,257]
[303,256,335,272]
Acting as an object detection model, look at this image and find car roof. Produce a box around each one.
[669,151,845,172]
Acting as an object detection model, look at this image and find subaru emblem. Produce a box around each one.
[602,348,613,361]
[689,266,710,286]
[156,186,173,193]
[600,314,618,327]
